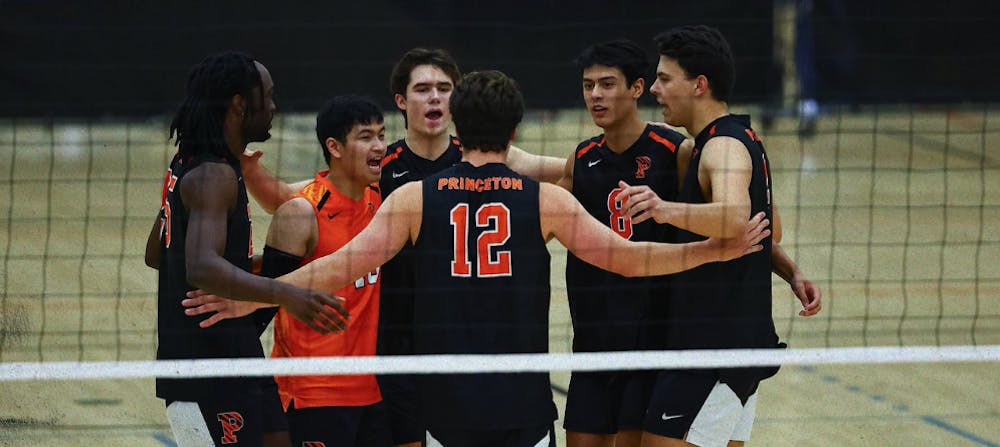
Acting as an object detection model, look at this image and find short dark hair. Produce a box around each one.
[653,25,735,102]
[315,95,384,164]
[388,48,461,126]
[450,70,523,153]
[170,51,263,158]
[575,38,648,87]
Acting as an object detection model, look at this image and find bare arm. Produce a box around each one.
[183,197,320,326]
[181,162,347,333]
[539,183,768,277]
[507,145,566,184]
[277,182,421,292]
[620,137,752,238]
[772,242,822,316]
[240,149,310,214]
[555,151,574,192]
[144,211,163,269]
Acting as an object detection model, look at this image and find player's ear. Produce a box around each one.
[693,75,709,97]
[393,93,407,111]
[326,137,343,160]
[231,94,247,119]
[632,78,645,99]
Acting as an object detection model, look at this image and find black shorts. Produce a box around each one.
[376,374,424,445]
[260,377,289,434]
[286,401,392,447]
[165,378,283,447]
[428,423,555,447]
[562,370,656,434]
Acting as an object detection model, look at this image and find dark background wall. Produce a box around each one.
[1,1,997,117]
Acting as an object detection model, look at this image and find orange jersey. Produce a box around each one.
[272,171,382,409]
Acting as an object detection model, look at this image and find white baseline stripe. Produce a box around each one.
[2,345,999,381]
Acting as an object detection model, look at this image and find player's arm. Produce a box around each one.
[555,151,574,192]
[277,182,421,292]
[619,137,752,238]
[181,162,347,334]
[539,183,768,277]
[144,211,163,269]
[184,197,321,327]
[675,138,695,188]
[507,145,565,184]
[772,242,822,316]
[240,148,310,214]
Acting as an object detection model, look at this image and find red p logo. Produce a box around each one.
[635,156,651,179]
[217,411,244,444]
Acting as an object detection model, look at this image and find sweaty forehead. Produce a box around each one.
[408,65,454,88]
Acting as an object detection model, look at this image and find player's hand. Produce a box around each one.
[241,148,264,163]
[279,287,350,335]
[791,275,822,316]
[708,212,770,261]
[183,290,265,328]
[618,181,671,225]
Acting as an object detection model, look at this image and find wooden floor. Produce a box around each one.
[0,105,998,446]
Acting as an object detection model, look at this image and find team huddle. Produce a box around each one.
[146,25,822,447]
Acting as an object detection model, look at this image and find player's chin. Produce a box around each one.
[366,163,382,181]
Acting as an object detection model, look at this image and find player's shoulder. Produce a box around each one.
[275,195,315,218]
[647,122,687,141]
[645,123,686,151]
[574,134,605,159]
[381,139,408,168]
[179,157,239,189]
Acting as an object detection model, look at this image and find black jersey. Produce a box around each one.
[379,136,463,197]
[155,152,264,401]
[668,115,778,356]
[412,162,556,430]
[376,137,463,356]
[567,124,686,353]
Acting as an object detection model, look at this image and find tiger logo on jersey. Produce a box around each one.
[216,411,244,444]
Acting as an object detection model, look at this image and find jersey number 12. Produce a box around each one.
[450,203,512,278]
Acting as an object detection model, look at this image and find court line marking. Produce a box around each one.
[152,432,177,447]
[798,366,998,446]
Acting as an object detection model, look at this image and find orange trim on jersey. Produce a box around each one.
[380,146,403,167]
[744,128,762,142]
[576,141,598,159]
[709,124,717,136]
[647,131,677,153]
[272,172,383,409]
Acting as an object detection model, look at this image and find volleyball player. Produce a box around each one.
[558,38,689,447]
[260,95,390,446]
[618,25,790,446]
[146,52,347,447]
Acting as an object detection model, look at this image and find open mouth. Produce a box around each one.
[592,106,608,114]
[425,110,443,121]
[368,155,383,173]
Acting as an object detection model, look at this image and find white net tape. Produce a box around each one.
[3,345,999,381]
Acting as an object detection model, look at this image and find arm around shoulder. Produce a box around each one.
[278,181,421,292]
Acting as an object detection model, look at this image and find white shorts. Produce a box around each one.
[166,401,216,447]
[644,372,758,447]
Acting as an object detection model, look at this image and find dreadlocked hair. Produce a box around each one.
[169,51,262,159]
